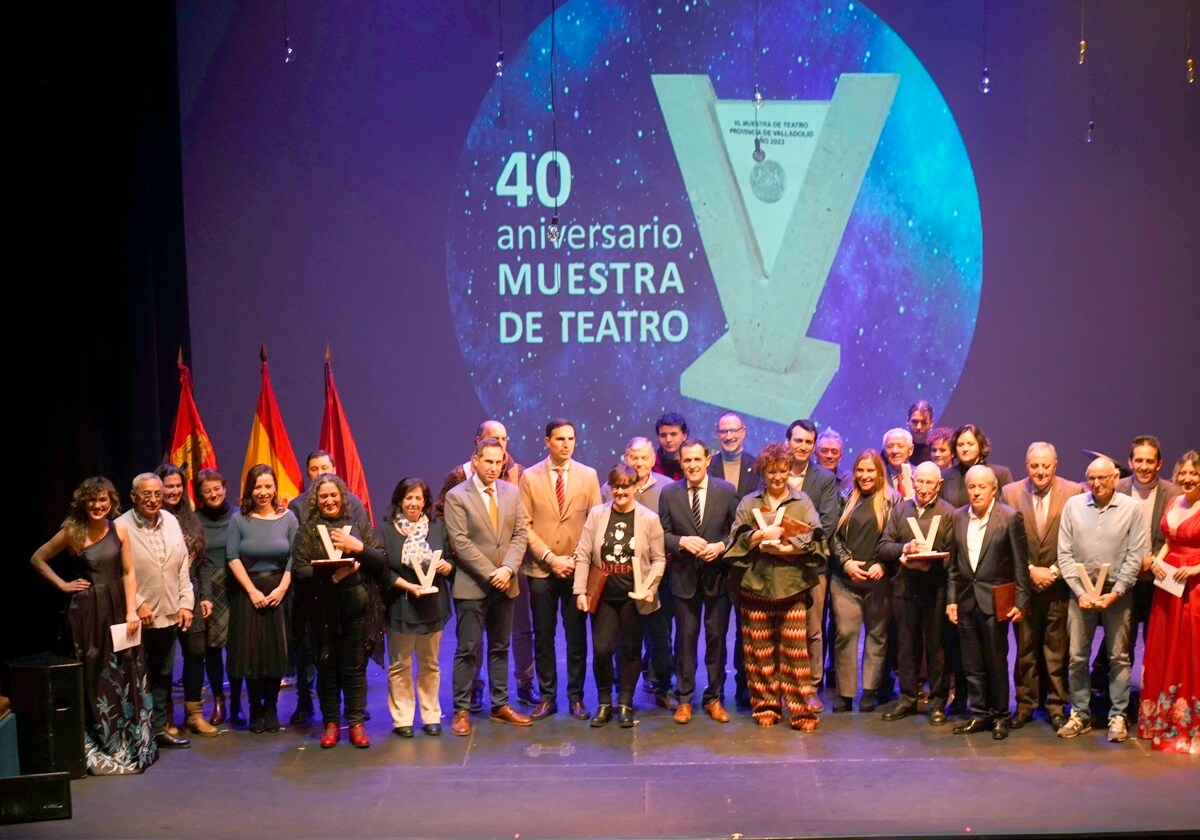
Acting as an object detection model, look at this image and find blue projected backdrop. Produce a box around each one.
[446,0,981,455]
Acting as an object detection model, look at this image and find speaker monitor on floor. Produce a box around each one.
[0,772,72,825]
[2,652,86,779]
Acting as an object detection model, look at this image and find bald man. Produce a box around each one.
[875,462,956,725]
[1001,443,1082,732]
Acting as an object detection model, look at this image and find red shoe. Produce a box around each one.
[320,722,340,748]
[349,723,371,748]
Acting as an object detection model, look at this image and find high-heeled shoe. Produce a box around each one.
[208,694,227,726]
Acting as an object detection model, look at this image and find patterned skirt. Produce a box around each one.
[205,565,231,648]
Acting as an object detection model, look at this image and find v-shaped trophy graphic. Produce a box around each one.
[653,73,898,422]
[412,549,442,595]
[314,523,355,565]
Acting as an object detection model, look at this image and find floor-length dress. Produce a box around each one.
[66,527,158,774]
[1137,506,1199,754]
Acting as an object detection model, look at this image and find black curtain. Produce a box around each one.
[4,3,191,665]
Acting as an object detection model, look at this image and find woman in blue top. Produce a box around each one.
[226,464,299,733]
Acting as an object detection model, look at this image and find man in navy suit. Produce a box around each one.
[785,419,839,711]
[660,439,740,723]
[946,465,1030,741]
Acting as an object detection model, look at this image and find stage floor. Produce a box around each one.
[5,633,1198,839]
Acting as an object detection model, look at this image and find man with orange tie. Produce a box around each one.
[519,419,601,721]
[444,437,532,735]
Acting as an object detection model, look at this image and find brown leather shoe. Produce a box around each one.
[451,710,472,736]
[490,704,533,726]
[673,702,693,724]
[704,699,731,723]
[530,700,558,720]
[569,700,591,721]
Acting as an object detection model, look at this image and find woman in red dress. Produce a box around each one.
[1138,450,1200,754]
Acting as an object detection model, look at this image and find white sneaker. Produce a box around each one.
[1107,715,1129,743]
[1057,712,1093,739]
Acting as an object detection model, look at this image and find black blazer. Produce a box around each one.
[708,449,760,498]
[875,497,956,598]
[660,477,740,600]
[948,502,1030,616]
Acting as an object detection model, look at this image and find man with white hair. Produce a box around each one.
[1055,457,1145,743]
[946,465,1030,740]
[1001,442,1082,732]
[882,428,916,500]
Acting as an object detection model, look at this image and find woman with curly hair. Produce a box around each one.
[30,477,157,774]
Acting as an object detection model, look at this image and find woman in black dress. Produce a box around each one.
[292,474,386,748]
[29,477,157,774]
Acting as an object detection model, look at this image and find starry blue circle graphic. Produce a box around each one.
[446,0,981,462]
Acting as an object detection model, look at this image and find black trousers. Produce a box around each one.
[143,625,178,732]
[640,572,674,692]
[673,588,732,705]
[528,574,587,703]
[593,599,647,706]
[895,588,947,707]
[315,581,369,725]
[453,591,515,712]
[959,607,1010,719]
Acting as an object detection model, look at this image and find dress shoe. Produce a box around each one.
[591,704,613,727]
[155,730,191,749]
[320,723,340,748]
[1009,708,1034,729]
[881,700,918,722]
[490,704,533,726]
[289,702,313,727]
[704,699,731,723]
[248,710,266,734]
[992,719,1010,740]
[264,708,281,733]
[859,691,877,713]
[349,723,371,748]
[1049,713,1068,732]
[952,716,994,735]
[164,721,183,738]
[451,710,472,736]
[393,726,414,738]
[673,703,693,724]
[422,723,442,736]
[929,709,948,727]
[616,704,635,728]
[807,693,825,713]
[469,682,485,714]
[530,700,558,720]
[569,700,591,721]
[516,683,541,707]
[832,696,853,713]
[654,693,676,711]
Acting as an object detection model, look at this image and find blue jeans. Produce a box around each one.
[1067,591,1131,720]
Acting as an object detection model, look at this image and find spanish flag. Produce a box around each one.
[319,347,374,524]
[165,351,218,506]
[241,346,303,505]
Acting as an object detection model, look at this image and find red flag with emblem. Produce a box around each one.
[165,350,218,506]
[318,347,374,524]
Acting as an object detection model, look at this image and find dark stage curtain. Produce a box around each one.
[4,3,191,667]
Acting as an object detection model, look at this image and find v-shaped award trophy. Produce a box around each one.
[653,73,898,421]
[313,523,355,566]
[412,549,442,595]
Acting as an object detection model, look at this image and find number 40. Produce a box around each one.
[495,151,572,208]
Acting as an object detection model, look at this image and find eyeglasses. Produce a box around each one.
[716,427,744,436]
[137,491,163,499]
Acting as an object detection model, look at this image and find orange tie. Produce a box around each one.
[485,486,499,532]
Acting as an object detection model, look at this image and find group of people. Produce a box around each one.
[29,403,1199,773]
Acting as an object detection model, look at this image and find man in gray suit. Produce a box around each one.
[1001,442,1082,732]
[444,437,532,735]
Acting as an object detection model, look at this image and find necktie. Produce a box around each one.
[485,486,499,532]
[691,486,702,530]
[555,468,566,516]
[1035,492,1047,532]
[896,471,909,498]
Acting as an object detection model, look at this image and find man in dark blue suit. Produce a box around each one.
[786,419,839,711]
[947,465,1031,741]
[660,439,740,723]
